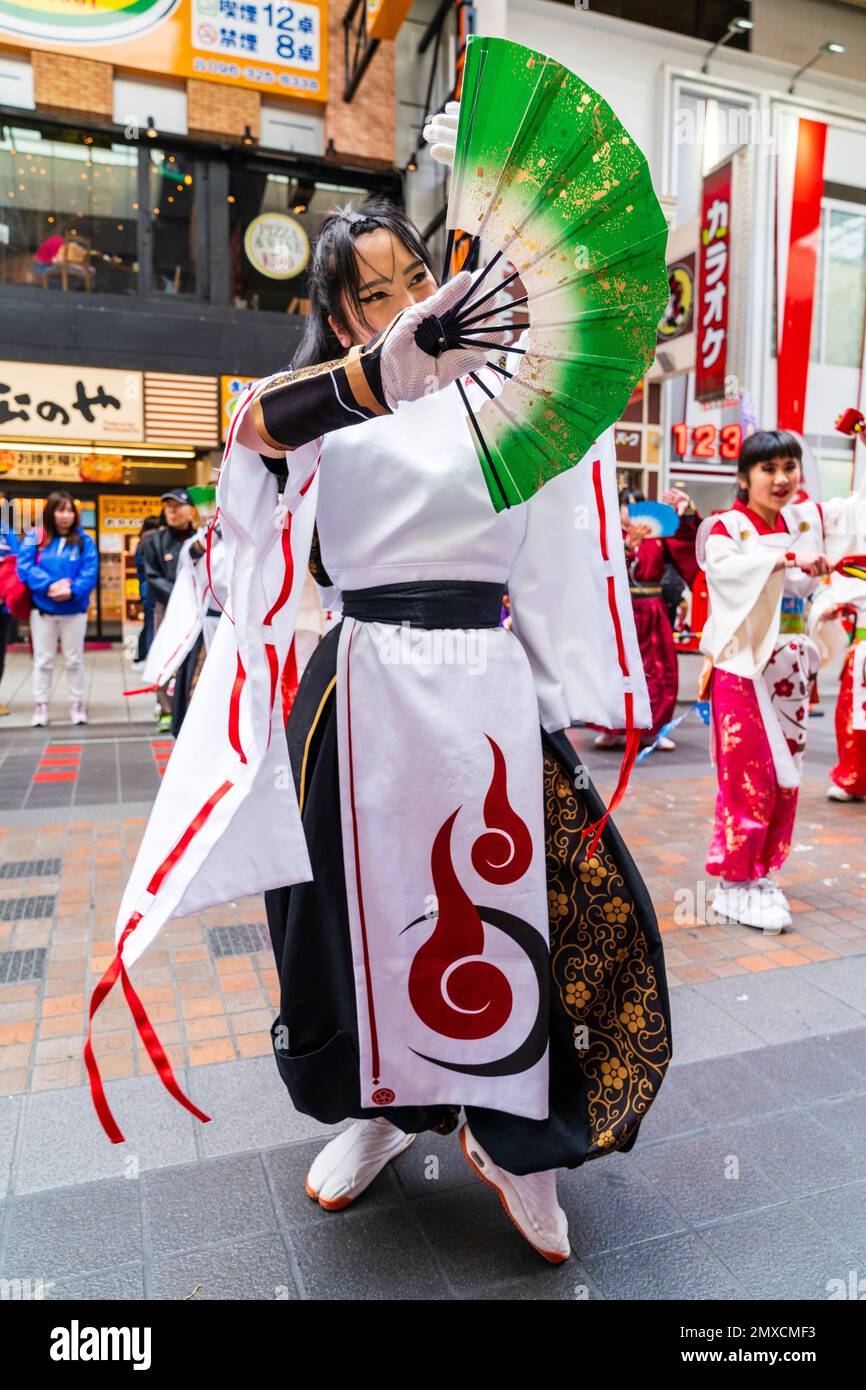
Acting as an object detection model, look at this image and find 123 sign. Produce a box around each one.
[672,423,742,460]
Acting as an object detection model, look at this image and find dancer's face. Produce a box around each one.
[329,228,437,348]
[741,454,802,513]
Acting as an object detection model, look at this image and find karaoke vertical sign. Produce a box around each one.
[696,159,732,402]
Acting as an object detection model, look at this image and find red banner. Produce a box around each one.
[696,159,733,402]
[777,119,827,432]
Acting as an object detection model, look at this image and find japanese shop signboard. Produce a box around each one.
[366,0,412,41]
[696,158,732,403]
[220,374,260,439]
[0,362,144,444]
[0,0,328,102]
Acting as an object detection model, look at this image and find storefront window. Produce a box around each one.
[227,168,370,312]
[811,204,866,367]
[672,91,753,227]
[148,147,198,296]
[0,124,139,294]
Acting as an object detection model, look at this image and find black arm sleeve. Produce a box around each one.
[251,336,390,453]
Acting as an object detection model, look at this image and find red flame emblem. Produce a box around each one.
[408,737,532,1042]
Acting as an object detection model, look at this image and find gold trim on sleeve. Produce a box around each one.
[344,344,390,417]
[251,393,289,453]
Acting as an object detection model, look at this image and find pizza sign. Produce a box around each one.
[243,213,310,280]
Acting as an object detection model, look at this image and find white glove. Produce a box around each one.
[380,271,496,409]
[422,101,459,167]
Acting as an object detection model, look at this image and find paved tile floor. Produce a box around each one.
[0,687,864,1299]
[4,1018,866,1300]
[1,645,154,729]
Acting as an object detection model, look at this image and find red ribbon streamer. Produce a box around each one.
[85,781,234,1143]
[204,508,232,623]
[228,650,248,764]
[583,459,640,856]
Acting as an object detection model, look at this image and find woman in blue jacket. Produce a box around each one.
[17,491,98,727]
[0,497,19,717]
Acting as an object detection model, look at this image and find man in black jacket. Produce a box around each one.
[141,487,198,730]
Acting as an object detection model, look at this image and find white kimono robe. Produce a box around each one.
[90,370,651,1140]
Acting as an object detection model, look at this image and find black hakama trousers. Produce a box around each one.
[265,624,671,1175]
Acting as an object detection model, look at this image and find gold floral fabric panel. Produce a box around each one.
[544,752,671,1159]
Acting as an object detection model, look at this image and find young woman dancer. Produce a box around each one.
[697,431,863,930]
[89,201,671,1266]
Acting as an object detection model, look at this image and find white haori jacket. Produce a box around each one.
[696,500,824,681]
[92,371,651,1136]
[697,494,866,787]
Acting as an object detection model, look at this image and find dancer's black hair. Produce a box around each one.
[293,199,436,370]
[736,430,802,503]
[619,486,646,507]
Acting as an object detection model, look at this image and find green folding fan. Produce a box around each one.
[431,35,669,512]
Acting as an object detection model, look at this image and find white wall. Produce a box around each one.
[499,0,866,193]
[0,53,34,111]
[113,77,188,138]
[260,103,324,156]
[488,0,866,499]
[752,0,866,87]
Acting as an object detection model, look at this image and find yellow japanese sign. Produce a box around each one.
[365,0,411,42]
[0,0,328,102]
[220,374,259,440]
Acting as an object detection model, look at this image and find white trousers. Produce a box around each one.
[29,609,88,704]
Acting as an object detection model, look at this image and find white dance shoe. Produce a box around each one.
[305,1117,415,1212]
[712,881,791,932]
[754,875,790,910]
[827,784,862,803]
[459,1122,570,1264]
[593,733,625,750]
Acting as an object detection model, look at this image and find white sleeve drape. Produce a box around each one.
[698,529,784,677]
[114,387,316,969]
[507,427,652,733]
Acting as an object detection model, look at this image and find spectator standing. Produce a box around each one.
[0,497,19,717]
[139,488,197,731]
[16,490,98,727]
[135,515,161,662]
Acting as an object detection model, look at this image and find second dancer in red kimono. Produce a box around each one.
[595,487,700,752]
